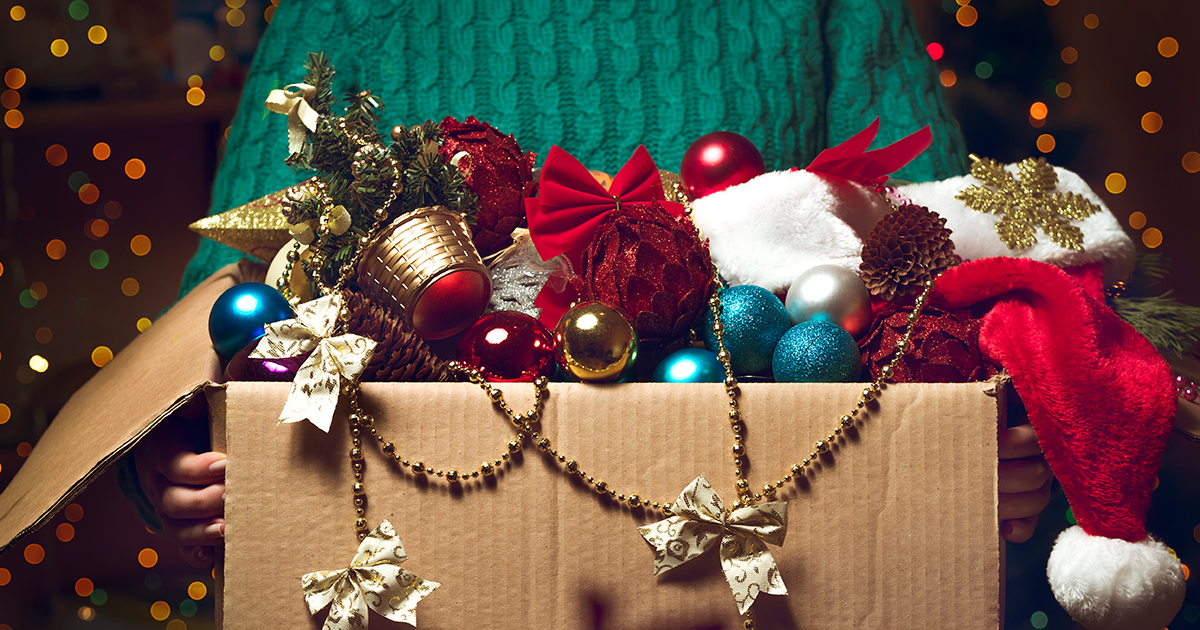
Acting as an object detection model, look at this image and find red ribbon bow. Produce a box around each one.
[525,145,683,328]
[803,118,932,186]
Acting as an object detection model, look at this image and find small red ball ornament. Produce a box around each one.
[679,131,766,198]
[456,311,556,382]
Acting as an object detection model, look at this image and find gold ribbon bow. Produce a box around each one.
[638,475,788,614]
[251,293,376,432]
[302,520,439,630]
[265,82,320,155]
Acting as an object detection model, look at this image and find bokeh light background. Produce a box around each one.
[0,1,1196,628]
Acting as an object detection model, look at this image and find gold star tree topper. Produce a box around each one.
[189,185,304,260]
[955,155,1101,251]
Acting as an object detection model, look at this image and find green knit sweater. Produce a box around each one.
[181,0,967,296]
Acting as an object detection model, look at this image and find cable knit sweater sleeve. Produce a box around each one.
[179,0,966,297]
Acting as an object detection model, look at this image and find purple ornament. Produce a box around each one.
[223,336,311,382]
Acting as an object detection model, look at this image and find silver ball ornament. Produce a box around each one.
[784,264,872,339]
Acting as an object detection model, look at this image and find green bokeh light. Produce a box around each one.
[1030,611,1048,629]
[89,249,109,269]
[1183,604,1199,623]
[68,171,90,192]
[68,0,89,20]
[180,599,198,617]
[144,572,162,590]
[19,289,38,308]
[90,588,108,605]
[975,61,993,79]
[1064,507,1076,525]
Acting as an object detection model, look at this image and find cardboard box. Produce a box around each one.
[0,263,1007,629]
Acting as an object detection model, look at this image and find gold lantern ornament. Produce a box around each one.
[356,207,492,340]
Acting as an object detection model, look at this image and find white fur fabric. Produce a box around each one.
[689,169,891,293]
[899,164,1135,286]
[1047,526,1186,630]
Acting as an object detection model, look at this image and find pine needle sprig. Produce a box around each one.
[1113,292,1200,357]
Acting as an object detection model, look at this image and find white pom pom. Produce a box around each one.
[1048,526,1186,630]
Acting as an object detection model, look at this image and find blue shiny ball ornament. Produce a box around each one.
[208,282,295,360]
[772,320,863,383]
[652,348,726,383]
[703,284,790,375]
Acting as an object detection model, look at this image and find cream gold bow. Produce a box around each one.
[251,293,375,432]
[265,82,320,155]
[638,475,788,614]
[303,520,439,630]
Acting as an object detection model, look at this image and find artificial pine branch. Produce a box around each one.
[1113,292,1200,357]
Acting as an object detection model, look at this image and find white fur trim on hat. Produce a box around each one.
[1047,525,1186,630]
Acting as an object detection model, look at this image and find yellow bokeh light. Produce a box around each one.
[1128,211,1146,230]
[1159,37,1179,58]
[1141,112,1163,134]
[66,503,84,522]
[125,157,146,179]
[29,355,49,373]
[91,346,113,368]
[1105,172,1126,194]
[226,0,246,7]
[1135,71,1152,87]
[939,69,956,87]
[186,87,205,106]
[56,522,75,542]
[0,403,9,425]
[0,567,9,585]
[1060,47,1077,64]
[1142,227,1163,248]
[188,581,208,600]
[51,38,69,57]
[35,327,52,343]
[46,144,67,165]
[137,317,152,332]
[104,200,122,219]
[265,4,276,22]
[956,5,977,27]
[150,601,171,621]
[227,7,245,26]
[1036,134,1056,153]
[10,5,25,20]
[1182,151,1200,173]
[87,217,109,239]
[1043,0,1059,5]
[1083,13,1099,29]
[1,89,18,109]
[79,183,100,205]
[24,543,44,564]
[138,547,158,568]
[166,620,187,630]
[121,278,140,297]
[93,142,110,160]
[131,234,152,256]
[4,109,22,129]
[1029,102,1048,120]
[4,68,26,89]
[47,239,67,260]
[1055,82,1071,98]
[30,281,47,299]
[187,74,203,88]
[75,577,93,597]
[87,25,106,44]
[210,45,225,61]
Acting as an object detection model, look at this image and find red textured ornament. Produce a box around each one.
[679,131,766,198]
[456,311,556,382]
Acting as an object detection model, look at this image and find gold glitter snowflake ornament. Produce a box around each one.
[956,155,1101,251]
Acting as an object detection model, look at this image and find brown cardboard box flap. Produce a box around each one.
[0,262,246,556]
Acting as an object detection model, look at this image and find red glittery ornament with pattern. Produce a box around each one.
[574,202,713,345]
[438,115,537,257]
[857,298,997,383]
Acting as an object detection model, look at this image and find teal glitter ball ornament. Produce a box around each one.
[208,282,295,360]
[772,320,863,382]
[652,348,725,383]
[703,284,790,375]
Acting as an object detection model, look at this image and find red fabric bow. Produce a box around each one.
[804,118,932,186]
[525,145,683,328]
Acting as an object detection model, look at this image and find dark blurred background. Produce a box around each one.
[0,1,1196,629]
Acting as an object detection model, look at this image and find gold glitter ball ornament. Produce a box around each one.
[554,301,639,382]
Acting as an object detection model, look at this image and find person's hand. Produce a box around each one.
[134,416,226,568]
[998,423,1053,543]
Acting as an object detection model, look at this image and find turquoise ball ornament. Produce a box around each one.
[208,282,295,360]
[652,348,725,383]
[772,320,863,383]
[703,284,790,375]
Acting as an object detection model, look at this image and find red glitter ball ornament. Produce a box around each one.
[456,311,556,382]
[438,116,537,257]
[679,131,766,198]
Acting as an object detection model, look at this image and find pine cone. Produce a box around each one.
[859,204,955,301]
[342,290,451,382]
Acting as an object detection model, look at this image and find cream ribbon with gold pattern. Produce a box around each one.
[638,475,788,614]
[251,293,375,432]
[265,82,320,155]
[302,520,439,630]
